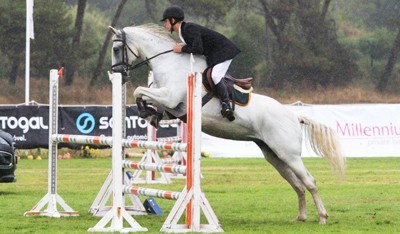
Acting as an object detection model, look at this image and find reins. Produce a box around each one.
[128,49,173,70]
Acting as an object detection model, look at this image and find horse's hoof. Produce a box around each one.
[139,109,153,118]
[149,112,163,129]
[296,215,307,222]
[319,213,328,224]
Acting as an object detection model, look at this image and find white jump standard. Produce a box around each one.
[88,72,147,232]
[24,69,79,218]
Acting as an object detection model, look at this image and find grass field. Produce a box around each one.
[0,157,399,234]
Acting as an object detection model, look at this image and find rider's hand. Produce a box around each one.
[173,43,184,53]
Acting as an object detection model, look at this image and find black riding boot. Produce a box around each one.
[215,80,235,121]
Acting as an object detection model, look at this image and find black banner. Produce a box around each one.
[0,105,177,149]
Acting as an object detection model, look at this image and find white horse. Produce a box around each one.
[110,24,345,224]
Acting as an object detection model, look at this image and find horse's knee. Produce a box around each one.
[133,88,142,98]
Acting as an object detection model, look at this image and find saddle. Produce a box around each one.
[137,68,254,127]
[202,67,253,106]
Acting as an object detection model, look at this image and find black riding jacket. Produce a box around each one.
[180,22,240,67]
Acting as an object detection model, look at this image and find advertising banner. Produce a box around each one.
[289,104,400,157]
[1,104,399,157]
[0,105,177,149]
[202,104,400,158]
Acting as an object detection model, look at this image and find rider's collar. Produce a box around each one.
[178,22,186,45]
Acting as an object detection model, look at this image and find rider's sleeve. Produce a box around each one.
[181,25,204,55]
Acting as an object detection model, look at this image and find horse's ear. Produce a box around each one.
[109,26,118,35]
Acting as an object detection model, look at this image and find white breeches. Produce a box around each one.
[211,59,232,85]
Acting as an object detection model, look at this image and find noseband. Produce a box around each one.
[111,29,173,73]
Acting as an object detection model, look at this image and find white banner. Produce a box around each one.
[202,104,400,158]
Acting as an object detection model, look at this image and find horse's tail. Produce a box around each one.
[298,116,346,178]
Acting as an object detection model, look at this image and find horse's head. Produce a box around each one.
[109,26,140,76]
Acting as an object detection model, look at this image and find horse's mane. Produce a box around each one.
[129,23,176,43]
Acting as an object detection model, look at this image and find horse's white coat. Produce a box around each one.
[111,24,345,224]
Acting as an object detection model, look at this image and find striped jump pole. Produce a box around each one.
[52,134,187,152]
[24,68,79,218]
[51,135,112,146]
[160,157,182,164]
[123,160,187,175]
[124,186,181,200]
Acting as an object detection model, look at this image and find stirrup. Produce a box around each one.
[221,103,235,121]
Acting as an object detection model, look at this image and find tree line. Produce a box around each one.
[0,0,399,92]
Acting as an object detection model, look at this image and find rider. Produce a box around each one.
[161,5,240,122]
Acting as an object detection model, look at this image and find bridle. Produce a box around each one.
[111,29,172,75]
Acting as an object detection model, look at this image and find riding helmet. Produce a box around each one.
[161,5,184,21]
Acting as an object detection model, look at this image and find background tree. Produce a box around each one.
[0,1,74,83]
[257,0,358,88]
[0,0,399,98]
[368,0,400,91]
[29,1,74,78]
[65,0,87,86]
[0,1,25,84]
[170,0,235,27]
[90,0,127,86]
[378,27,400,91]
[145,0,158,22]
[333,0,400,93]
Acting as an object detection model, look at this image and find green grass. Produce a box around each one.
[0,157,399,233]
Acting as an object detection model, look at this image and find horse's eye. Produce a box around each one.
[113,47,119,53]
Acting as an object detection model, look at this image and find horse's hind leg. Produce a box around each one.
[255,141,307,222]
[258,137,329,224]
[284,157,328,224]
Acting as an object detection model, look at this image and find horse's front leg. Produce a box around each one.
[135,97,163,128]
[134,86,181,127]
[134,86,179,109]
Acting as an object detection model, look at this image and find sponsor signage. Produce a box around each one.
[0,105,177,149]
[288,104,400,157]
[200,104,400,158]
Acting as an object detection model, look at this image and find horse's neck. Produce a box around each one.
[151,53,207,84]
[130,28,207,86]
[133,32,173,62]
[132,33,176,77]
